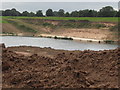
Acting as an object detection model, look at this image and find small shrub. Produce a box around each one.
[54,36,58,39]
[54,36,73,40]
[62,37,73,40]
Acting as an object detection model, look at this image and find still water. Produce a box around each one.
[0,36,118,51]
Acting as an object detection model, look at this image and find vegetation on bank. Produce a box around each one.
[104,40,115,44]
[39,35,117,44]
[54,36,73,40]
[58,21,106,29]
[2,17,114,29]
[1,32,17,36]
[1,16,118,22]
[2,17,118,32]
[5,19,37,33]
[2,17,118,37]
[19,18,114,29]
[1,16,118,43]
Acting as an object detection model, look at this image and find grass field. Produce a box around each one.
[1,16,119,22]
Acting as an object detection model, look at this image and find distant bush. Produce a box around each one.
[54,36,73,40]
[62,37,73,40]
[2,32,16,35]
[54,36,58,39]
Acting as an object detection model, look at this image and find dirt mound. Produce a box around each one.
[2,46,120,88]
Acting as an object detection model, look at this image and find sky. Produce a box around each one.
[1,0,120,2]
[1,2,119,14]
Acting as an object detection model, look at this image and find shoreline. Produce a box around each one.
[0,34,117,44]
[39,34,104,43]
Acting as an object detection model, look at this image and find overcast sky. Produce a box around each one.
[1,2,119,14]
[1,0,120,2]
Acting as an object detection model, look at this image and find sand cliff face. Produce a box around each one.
[1,45,120,88]
[2,19,117,41]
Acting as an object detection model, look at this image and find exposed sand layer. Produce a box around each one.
[2,19,117,41]
[50,28,111,40]
[1,44,120,88]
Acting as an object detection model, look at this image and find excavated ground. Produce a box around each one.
[1,44,120,88]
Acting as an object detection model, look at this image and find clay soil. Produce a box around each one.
[1,45,120,88]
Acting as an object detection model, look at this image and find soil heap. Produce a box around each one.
[2,45,120,88]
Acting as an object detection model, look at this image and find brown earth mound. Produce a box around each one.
[2,45,120,88]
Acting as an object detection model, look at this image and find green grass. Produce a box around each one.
[2,16,119,22]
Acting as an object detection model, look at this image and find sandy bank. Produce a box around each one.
[39,34,104,42]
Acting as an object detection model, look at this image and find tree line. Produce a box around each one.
[1,6,120,17]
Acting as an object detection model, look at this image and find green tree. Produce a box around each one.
[0,10,2,16]
[36,10,43,17]
[22,11,29,16]
[28,12,35,17]
[53,11,59,16]
[115,10,120,17]
[81,9,90,17]
[71,11,79,17]
[11,8,20,16]
[3,9,12,16]
[46,9,54,16]
[3,8,20,16]
[65,12,70,17]
[58,9,64,17]
[79,9,90,17]
[78,10,84,17]
[98,6,116,17]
